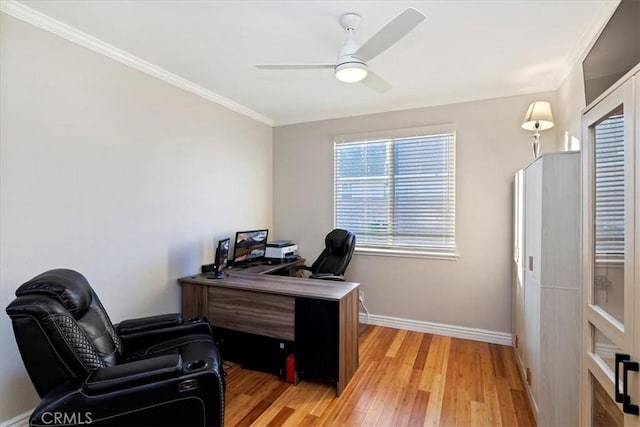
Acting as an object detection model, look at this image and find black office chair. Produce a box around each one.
[6,269,225,427]
[290,228,356,281]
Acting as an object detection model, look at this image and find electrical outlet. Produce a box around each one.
[359,290,364,302]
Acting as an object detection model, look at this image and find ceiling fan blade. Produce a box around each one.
[361,70,392,93]
[355,8,425,62]
[256,64,334,70]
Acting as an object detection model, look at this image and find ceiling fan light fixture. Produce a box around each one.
[335,62,368,83]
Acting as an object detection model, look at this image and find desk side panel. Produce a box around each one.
[338,288,360,395]
[182,283,208,319]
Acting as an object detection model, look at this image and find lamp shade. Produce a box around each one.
[522,101,555,131]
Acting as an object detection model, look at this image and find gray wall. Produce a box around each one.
[273,91,557,335]
[0,13,273,420]
[556,62,588,151]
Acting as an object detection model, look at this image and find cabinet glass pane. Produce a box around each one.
[591,373,623,427]
[592,325,623,384]
[592,107,624,325]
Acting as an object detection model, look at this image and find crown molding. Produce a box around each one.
[0,1,274,126]
[553,1,619,89]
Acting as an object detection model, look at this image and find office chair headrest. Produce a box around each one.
[15,269,93,318]
[325,229,354,256]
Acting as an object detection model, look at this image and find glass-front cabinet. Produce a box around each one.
[581,69,640,427]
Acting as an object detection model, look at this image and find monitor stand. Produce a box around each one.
[206,270,228,280]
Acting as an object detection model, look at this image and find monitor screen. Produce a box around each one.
[232,229,268,264]
[214,238,230,274]
[207,238,230,279]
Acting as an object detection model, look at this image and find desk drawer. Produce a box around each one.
[207,287,294,341]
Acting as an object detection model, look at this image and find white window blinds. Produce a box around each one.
[334,132,456,254]
[594,113,624,256]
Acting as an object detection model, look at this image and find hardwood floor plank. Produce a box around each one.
[234,399,272,427]
[367,360,412,426]
[392,368,423,427]
[511,388,536,426]
[368,327,399,362]
[265,407,294,427]
[408,390,430,426]
[382,332,425,426]
[412,333,433,371]
[336,356,395,424]
[249,385,301,425]
[281,382,330,426]
[419,335,451,392]
[479,341,503,427]
[490,343,507,378]
[467,341,485,403]
[222,326,535,427]
[471,401,489,426]
[503,346,524,391]
[307,382,337,417]
[495,378,519,427]
[299,413,321,426]
[438,338,459,426]
[423,373,446,426]
[385,328,408,358]
[330,361,380,424]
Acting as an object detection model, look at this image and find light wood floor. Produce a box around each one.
[223,325,535,426]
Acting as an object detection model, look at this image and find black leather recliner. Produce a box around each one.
[289,228,356,281]
[5,269,225,427]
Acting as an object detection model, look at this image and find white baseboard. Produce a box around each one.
[360,313,512,346]
[0,410,30,427]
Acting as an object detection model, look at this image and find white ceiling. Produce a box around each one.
[13,0,619,126]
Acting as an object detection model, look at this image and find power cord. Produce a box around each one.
[359,299,370,324]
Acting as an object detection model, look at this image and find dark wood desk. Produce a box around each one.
[177,262,359,395]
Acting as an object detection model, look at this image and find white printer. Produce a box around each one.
[265,240,299,264]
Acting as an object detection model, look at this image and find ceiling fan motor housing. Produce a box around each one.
[334,12,368,82]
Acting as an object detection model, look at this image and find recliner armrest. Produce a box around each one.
[116,313,184,335]
[119,319,213,355]
[84,354,182,394]
[309,273,346,281]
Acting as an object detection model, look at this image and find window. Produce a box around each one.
[594,112,624,257]
[334,128,456,258]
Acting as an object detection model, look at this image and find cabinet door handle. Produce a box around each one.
[615,353,630,403]
[623,360,639,415]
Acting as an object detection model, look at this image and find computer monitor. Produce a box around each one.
[232,229,268,266]
[207,238,230,279]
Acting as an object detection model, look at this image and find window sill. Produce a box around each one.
[354,247,459,261]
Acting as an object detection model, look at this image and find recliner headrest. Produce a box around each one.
[15,269,93,318]
[325,229,354,256]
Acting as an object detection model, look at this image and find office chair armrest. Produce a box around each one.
[116,313,184,335]
[84,354,182,394]
[309,273,346,281]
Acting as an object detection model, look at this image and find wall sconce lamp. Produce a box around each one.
[522,101,554,158]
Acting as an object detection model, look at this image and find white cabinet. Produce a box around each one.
[512,152,581,426]
[512,170,525,370]
[580,68,640,427]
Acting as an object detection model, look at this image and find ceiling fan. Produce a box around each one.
[256,8,426,93]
